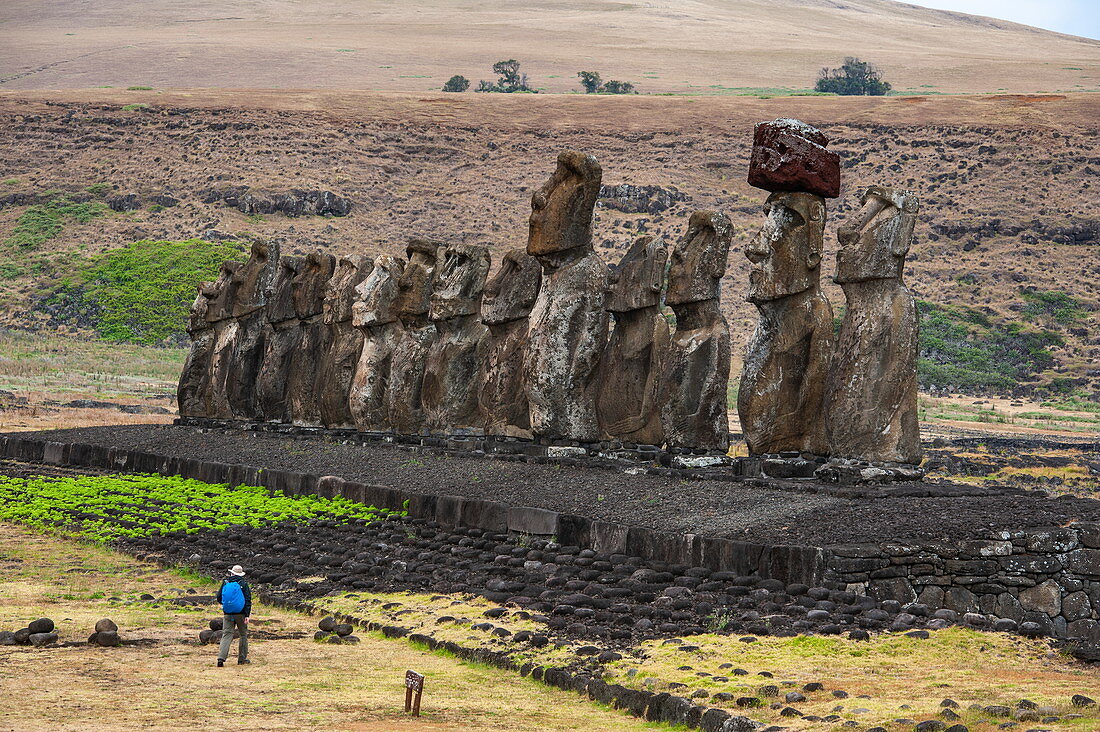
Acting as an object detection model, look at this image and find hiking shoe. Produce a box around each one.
[217,659,224,667]
[238,659,251,665]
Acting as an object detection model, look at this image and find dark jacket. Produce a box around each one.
[216,577,252,617]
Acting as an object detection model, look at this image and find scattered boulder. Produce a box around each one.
[27,618,55,634]
[95,618,119,633]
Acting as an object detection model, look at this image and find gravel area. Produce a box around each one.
[16,425,1100,546]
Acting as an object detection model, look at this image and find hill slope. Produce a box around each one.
[0,0,1098,94]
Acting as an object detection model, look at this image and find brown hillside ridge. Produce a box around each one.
[0,90,1098,398]
[0,0,1098,94]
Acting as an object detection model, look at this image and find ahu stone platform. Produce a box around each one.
[4,424,1100,647]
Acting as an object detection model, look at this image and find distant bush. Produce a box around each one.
[77,238,245,344]
[577,71,636,94]
[815,57,891,96]
[126,85,153,91]
[442,75,470,92]
[476,59,534,93]
[1021,289,1086,325]
[3,195,109,250]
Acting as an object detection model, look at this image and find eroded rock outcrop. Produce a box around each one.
[598,236,670,445]
[349,254,406,431]
[386,239,440,434]
[318,255,373,428]
[737,191,834,455]
[525,151,609,443]
[479,249,541,437]
[826,186,922,464]
[659,211,733,451]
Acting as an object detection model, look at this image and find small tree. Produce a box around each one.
[477,60,533,93]
[475,79,497,93]
[442,75,470,92]
[600,80,635,95]
[578,71,602,93]
[815,57,891,96]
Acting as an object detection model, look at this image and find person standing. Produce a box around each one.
[216,565,252,666]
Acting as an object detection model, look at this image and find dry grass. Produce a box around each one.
[0,523,659,731]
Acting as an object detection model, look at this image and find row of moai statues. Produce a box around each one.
[179,118,920,463]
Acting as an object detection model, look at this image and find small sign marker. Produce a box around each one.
[404,669,425,717]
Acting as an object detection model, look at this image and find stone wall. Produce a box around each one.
[825,526,1100,644]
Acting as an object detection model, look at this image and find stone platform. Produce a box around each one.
[3,424,1100,646]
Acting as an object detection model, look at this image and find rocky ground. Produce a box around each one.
[21,424,1100,547]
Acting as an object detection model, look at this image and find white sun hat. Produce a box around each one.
[228,565,246,576]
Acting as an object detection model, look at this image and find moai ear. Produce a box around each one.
[891,193,920,258]
[806,201,824,270]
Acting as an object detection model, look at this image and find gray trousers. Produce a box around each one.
[218,614,249,662]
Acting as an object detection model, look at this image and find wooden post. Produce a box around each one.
[404,670,424,717]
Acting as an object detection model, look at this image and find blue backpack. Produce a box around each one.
[221,581,245,614]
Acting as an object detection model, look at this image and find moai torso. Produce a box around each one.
[421,243,491,433]
[524,151,609,443]
[659,211,733,451]
[286,251,336,426]
[737,192,834,455]
[826,186,921,464]
[318,255,373,428]
[349,254,405,431]
[479,249,541,437]
[177,282,217,418]
[205,261,242,419]
[386,239,440,434]
[255,255,302,422]
[226,240,280,420]
[598,236,670,446]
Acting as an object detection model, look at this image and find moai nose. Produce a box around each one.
[746,234,769,264]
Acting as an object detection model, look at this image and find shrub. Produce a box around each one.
[78,238,245,344]
[1021,289,1086,325]
[577,71,635,94]
[578,71,602,93]
[600,79,635,94]
[442,75,470,92]
[815,57,891,96]
[476,59,533,93]
[2,195,109,250]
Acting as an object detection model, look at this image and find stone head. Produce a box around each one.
[666,211,733,306]
[482,248,541,325]
[607,235,668,313]
[231,240,280,317]
[188,282,212,332]
[836,186,919,284]
[323,254,373,323]
[265,255,302,323]
[352,254,406,329]
[745,191,825,302]
[394,238,440,318]
[527,150,602,257]
[291,251,336,319]
[205,260,241,323]
[430,243,491,321]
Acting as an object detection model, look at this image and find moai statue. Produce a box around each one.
[479,249,541,437]
[386,239,440,434]
[286,251,336,426]
[226,240,280,421]
[205,261,242,420]
[177,281,217,418]
[826,186,921,464]
[659,212,734,451]
[317,255,373,428]
[254,255,303,422]
[738,118,839,456]
[349,254,406,431]
[598,236,670,446]
[524,150,609,443]
[421,243,491,433]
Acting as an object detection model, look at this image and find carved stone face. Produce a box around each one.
[265,255,301,323]
[745,191,825,303]
[231,241,280,317]
[527,150,602,257]
[189,283,212,332]
[429,243,491,321]
[836,186,919,284]
[607,236,668,313]
[324,255,373,323]
[205,261,241,323]
[291,251,336,319]
[666,211,733,306]
[352,254,405,328]
[482,248,541,325]
[394,239,440,318]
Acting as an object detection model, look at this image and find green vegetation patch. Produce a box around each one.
[0,473,389,542]
[1021,289,1086,325]
[917,299,1062,392]
[3,194,110,250]
[76,238,245,344]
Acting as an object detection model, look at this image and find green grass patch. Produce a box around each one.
[73,238,246,344]
[2,178,18,186]
[85,183,112,196]
[1021,289,1087,325]
[0,473,390,542]
[2,194,110,250]
[121,103,150,111]
[126,85,153,90]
